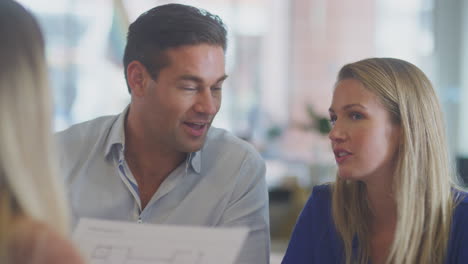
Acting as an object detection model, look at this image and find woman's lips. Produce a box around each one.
[334,149,352,164]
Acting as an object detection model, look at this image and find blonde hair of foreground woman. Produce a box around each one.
[332,57,463,264]
[0,1,83,263]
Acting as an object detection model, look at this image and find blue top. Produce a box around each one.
[282,184,468,264]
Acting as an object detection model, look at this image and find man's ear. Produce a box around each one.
[127,61,150,97]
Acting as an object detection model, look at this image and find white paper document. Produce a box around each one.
[73,218,248,264]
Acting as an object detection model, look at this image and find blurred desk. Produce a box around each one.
[266,158,336,241]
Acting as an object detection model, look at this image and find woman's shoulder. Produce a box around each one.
[8,217,84,264]
[310,183,333,202]
[282,183,339,263]
[446,191,468,262]
[312,183,332,192]
[300,183,333,218]
[450,190,468,237]
[453,190,468,217]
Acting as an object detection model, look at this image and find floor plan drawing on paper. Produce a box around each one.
[89,244,204,264]
[73,218,248,264]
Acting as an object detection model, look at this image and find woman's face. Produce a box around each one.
[328,79,400,183]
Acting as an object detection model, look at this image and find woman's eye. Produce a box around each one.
[329,116,337,126]
[350,112,363,120]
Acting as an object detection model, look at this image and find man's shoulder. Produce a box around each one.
[56,115,119,146]
[204,127,263,160]
[55,115,120,168]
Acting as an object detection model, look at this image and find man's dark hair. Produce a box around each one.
[123,3,227,93]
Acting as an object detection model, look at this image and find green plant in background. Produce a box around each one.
[297,104,331,135]
[267,125,283,141]
[264,103,330,147]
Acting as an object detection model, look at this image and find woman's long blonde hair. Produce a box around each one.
[0,0,70,254]
[331,58,460,264]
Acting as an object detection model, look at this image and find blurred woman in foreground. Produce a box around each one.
[0,1,84,263]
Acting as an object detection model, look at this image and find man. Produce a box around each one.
[56,4,270,264]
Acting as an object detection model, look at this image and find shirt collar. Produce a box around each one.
[103,105,202,174]
[190,151,201,174]
[103,105,129,158]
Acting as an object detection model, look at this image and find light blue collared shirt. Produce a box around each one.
[56,107,270,264]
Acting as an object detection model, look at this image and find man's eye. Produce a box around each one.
[182,87,197,91]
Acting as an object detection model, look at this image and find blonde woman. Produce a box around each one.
[0,1,84,263]
[282,58,468,264]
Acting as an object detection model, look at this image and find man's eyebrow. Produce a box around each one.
[178,75,203,83]
[178,74,229,84]
[329,103,367,113]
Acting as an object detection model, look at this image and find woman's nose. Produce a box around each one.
[328,121,346,142]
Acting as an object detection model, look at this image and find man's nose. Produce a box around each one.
[194,90,219,115]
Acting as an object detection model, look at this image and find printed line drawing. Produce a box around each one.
[73,219,248,264]
[90,244,204,264]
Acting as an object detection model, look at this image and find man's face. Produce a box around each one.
[139,44,226,154]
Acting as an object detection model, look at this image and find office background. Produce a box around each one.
[17,0,468,260]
